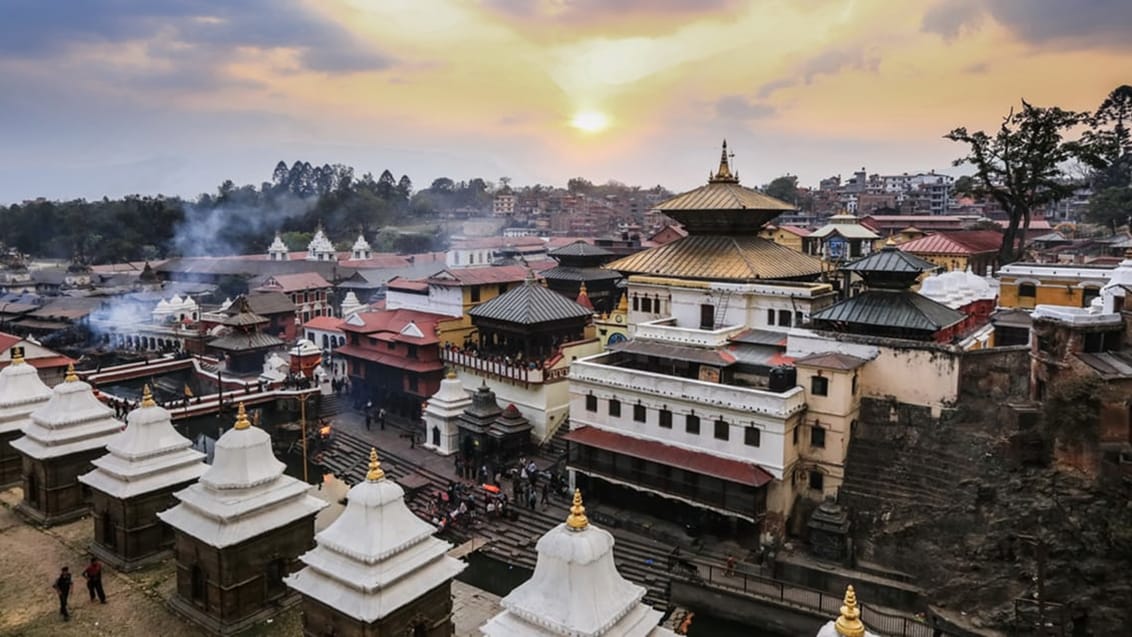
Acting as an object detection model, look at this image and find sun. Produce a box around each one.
[570,110,610,134]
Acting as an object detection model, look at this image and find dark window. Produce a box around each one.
[641,297,653,313]
[686,414,700,435]
[265,558,286,599]
[809,470,824,491]
[811,376,829,396]
[470,285,481,302]
[26,472,38,505]
[851,374,858,395]
[714,419,729,440]
[659,409,672,428]
[408,376,418,392]
[585,394,597,412]
[791,426,798,445]
[767,309,776,326]
[608,399,621,417]
[811,425,826,448]
[1019,283,1036,298]
[190,565,206,603]
[499,283,508,294]
[407,344,418,359]
[1082,287,1100,307]
[745,427,761,447]
[700,304,715,330]
[633,404,647,422]
[795,311,804,326]
[387,340,396,350]
[778,310,792,327]
[632,295,640,311]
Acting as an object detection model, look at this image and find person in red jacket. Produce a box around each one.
[82,556,107,603]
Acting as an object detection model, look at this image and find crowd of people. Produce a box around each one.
[428,454,571,533]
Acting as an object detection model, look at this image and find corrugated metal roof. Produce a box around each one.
[811,290,965,332]
[793,352,869,371]
[657,181,795,213]
[898,231,1003,255]
[469,281,594,324]
[840,247,939,274]
[548,241,613,258]
[604,235,823,281]
[1075,351,1132,379]
[540,266,623,282]
[208,331,284,351]
[611,340,737,366]
[729,329,788,346]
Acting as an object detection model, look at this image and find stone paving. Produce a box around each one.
[451,580,502,636]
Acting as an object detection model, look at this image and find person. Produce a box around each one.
[527,488,537,510]
[540,481,550,508]
[725,554,737,577]
[364,410,372,431]
[53,566,72,621]
[378,407,386,430]
[83,556,107,603]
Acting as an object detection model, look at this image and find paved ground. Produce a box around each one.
[451,581,502,636]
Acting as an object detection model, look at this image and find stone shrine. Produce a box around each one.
[158,403,327,635]
[79,385,208,570]
[423,370,472,456]
[480,490,675,636]
[0,346,52,488]
[11,363,121,526]
[285,448,466,636]
[807,495,852,564]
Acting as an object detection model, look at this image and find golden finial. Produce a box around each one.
[885,237,896,248]
[9,346,24,365]
[566,488,589,531]
[65,363,78,383]
[834,585,865,637]
[446,368,457,380]
[233,402,251,430]
[709,139,739,184]
[141,384,156,408]
[617,292,628,313]
[366,447,385,481]
[579,282,588,295]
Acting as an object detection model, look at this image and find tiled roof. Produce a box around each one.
[334,345,445,372]
[549,241,612,258]
[604,235,823,281]
[256,272,332,292]
[386,277,430,292]
[301,316,345,332]
[563,426,774,487]
[728,329,787,347]
[811,290,965,333]
[840,247,939,274]
[341,308,446,344]
[778,225,811,237]
[427,265,537,286]
[657,181,795,213]
[898,231,1003,256]
[793,352,869,371]
[208,331,285,351]
[809,222,880,240]
[244,291,296,316]
[539,266,623,282]
[469,280,594,325]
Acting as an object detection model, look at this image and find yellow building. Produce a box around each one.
[996,263,1111,310]
[791,353,866,501]
[758,224,810,253]
[592,291,630,349]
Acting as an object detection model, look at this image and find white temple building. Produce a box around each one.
[268,232,290,261]
[0,346,53,488]
[79,385,208,569]
[815,586,879,637]
[306,226,338,262]
[480,490,676,637]
[285,448,466,634]
[151,294,200,323]
[422,370,472,456]
[11,364,123,525]
[340,291,365,317]
[350,233,373,261]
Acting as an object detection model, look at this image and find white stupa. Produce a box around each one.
[306,226,337,262]
[480,490,676,637]
[1101,250,1132,313]
[423,370,471,456]
[340,291,365,317]
[815,586,880,637]
[79,385,206,500]
[285,448,466,623]
[919,270,995,310]
[157,403,327,548]
[350,233,373,261]
[11,364,121,460]
[268,232,290,261]
[0,347,53,441]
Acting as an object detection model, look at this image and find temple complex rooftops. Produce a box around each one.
[284,448,465,623]
[157,403,327,548]
[469,272,594,325]
[605,235,823,282]
[10,364,121,459]
[0,347,52,436]
[79,385,206,500]
[481,490,674,637]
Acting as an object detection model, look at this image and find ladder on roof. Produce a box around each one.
[713,289,733,330]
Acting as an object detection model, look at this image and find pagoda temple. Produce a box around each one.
[815,586,879,637]
[604,141,823,282]
[422,370,472,456]
[285,448,466,637]
[208,296,285,375]
[541,241,622,313]
[79,385,207,570]
[11,364,121,526]
[480,490,675,637]
[158,403,327,635]
[0,346,52,488]
[467,270,594,362]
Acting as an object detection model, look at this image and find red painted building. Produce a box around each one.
[336,308,448,421]
[254,272,333,325]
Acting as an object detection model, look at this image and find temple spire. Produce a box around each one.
[10,346,24,365]
[566,488,589,531]
[64,363,78,383]
[233,402,251,430]
[834,585,865,637]
[709,139,739,183]
[366,447,385,481]
[141,384,156,408]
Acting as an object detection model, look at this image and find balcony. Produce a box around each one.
[634,317,747,348]
[570,355,806,419]
[442,348,549,384]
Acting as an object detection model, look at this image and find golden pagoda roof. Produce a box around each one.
[657,180,796,213]
[604,235,823,282]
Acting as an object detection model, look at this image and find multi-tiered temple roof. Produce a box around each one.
[80,385,206,499]
[284,448,465,622]
[10,364,121,460]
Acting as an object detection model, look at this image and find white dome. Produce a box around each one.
[200,420,285,489]
[0,354,53,435]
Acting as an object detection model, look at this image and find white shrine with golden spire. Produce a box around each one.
[423,369,472,456]
[0,346,52,488]
[816,586,879,637]
[285,448,466,633]
[480,490,676,637]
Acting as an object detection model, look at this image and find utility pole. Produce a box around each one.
[300,392,309,483]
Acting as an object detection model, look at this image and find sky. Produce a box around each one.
[1,0,1129,204]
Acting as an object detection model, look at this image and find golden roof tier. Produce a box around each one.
[655,140,796,234]
[604,234,823,282]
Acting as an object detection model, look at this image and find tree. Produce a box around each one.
[945,100,1085,263]
[764,175,798,203]
[567,177,593,194]
[1087,187,1132,234]
[952,175,976,198]
[1077,86,1132,232]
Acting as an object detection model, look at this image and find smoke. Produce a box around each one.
[171,193,318,257]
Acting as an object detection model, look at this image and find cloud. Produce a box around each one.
[962,62,989,74]
[0,0,393,73]
[922,0,1132,49]
[483,0,742,22]
[756,45,881,99]
[715,96,776,121]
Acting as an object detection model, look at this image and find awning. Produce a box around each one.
[563,426,773,487]
[335,344,444,373]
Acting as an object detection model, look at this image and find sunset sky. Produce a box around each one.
[1,0,1128,203]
